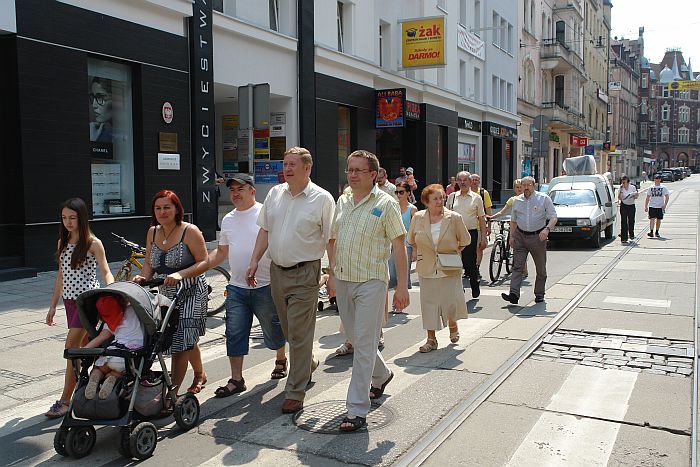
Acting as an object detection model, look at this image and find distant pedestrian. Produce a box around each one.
[208,174,287,398]
[376,167,398,200]
[470,173,492,271]
[389,181,417,293]
[502,177,557,304]
[445,176,458,195]
[328,149,409,432]
[134,190,210,396]
[446,171,486,298]
[645,174,669,238]
[618,175,639,243]
[409,184,470,353]
[45,198,113,418]
[490,179,527,277]
[246,147,335,414]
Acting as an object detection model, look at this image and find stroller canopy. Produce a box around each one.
[75,282,170,339]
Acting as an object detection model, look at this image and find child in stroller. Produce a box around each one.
[54,280,202,460]
[83,294,144,400]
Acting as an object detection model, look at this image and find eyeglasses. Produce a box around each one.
[345,169,371,175]
[395,190,406,194]
[89,93,110,105]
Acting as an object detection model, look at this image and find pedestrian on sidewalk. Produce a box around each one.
[327,150,409,432]
[45,197,114,418]
[247,147,335,414]
[470,173,492,273]
[388,181,417,293]
[502,177,557,305]
[376,167,398,201]
[645,174,670,238]
[446,176,458,195]
[408,184,470,353]
[134,190,210,397]
[208,174,287,398]
[446,171,486,298]
[618,175,639,243]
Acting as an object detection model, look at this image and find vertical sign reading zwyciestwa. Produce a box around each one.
[190,0,216,240]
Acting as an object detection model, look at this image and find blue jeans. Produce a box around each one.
[225,284,286,356]
[388,244,413,289]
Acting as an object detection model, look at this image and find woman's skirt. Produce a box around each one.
[156,274,208,353]
[418,275,468,331]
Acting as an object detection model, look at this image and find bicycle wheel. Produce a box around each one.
[205,267,230,316]
[489,240,503,282]
[504,244,513,275]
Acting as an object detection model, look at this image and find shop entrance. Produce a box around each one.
[376,120,421,181]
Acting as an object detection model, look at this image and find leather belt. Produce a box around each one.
[517,227,545,235]
[275,260,312,271]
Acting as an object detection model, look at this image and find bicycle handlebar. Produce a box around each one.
[111,232,146,254]
[139,278,165,287]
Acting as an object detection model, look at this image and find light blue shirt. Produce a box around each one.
[511,191,557,232]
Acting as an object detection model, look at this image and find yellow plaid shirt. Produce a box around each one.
[331,185,406,283]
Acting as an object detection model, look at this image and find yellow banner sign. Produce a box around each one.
[668,80,700,91]
[401,17,445,69]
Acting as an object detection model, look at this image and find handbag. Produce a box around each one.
[436,253,463,271]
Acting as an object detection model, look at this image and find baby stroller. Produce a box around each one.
[53,279,200,460]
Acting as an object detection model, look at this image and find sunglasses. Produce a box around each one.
[395,190,406,194]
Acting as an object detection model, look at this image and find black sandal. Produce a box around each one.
[369,370,394,400]
[271,359,288,380]
[339,416,366,432]
[215,378,246,398]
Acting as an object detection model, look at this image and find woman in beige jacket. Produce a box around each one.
[408,184,471,352]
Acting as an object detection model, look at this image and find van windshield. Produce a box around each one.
[550,189,597,206]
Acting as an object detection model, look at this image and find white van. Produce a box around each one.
[547,157,616,248]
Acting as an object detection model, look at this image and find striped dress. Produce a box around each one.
[149,226,208,353]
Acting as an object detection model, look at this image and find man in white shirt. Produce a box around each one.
[209,174,287,398]
[376,167,398,200]
[247,147,335,414]
[645,173,670,238]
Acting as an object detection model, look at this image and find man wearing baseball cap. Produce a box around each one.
[208,173,287,398]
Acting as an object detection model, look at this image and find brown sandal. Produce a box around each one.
[271,358,288,379]
[187,371,207,394]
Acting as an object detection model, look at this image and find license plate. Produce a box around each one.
[551,226,572,232]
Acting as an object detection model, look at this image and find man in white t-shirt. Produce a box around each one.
[208,174,287,398]
[644,173,670,238]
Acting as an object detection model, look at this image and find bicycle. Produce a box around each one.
[111,233,230,316]
[488,218,514,282]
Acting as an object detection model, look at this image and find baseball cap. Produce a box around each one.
[226,174,255,187]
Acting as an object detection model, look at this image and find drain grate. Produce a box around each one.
[532,330,694,377]
[292,400,395,434]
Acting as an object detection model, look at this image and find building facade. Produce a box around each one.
[640,49,700,170]
[609,35,641,180]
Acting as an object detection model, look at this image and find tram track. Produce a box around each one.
[396,186,699,467]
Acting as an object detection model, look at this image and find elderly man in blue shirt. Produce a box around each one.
[502,176,557,305]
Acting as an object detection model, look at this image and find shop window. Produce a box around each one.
[88,58,135,217]
[337,105,352,196]
[458,142,477,174]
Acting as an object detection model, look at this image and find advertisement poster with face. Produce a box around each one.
[89,76,115,158]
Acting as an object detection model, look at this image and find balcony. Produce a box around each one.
[541,102,586,133]
[540,39,585,78]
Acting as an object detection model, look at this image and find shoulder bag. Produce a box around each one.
[436,252,463,271]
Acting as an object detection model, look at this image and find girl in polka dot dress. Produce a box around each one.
[45,198,113,418]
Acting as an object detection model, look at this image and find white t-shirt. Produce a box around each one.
[619,184,638,206]
[647,185,669,209]
[108,305,144,350]
[219,202,272,288]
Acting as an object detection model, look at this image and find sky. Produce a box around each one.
[610,0,700,68]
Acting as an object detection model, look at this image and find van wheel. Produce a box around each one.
[590,226,601,248]
[604,223,614,239]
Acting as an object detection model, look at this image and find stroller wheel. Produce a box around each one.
[174,393,200,431]
[53,427,70,456]
[64,425,96,459]
[129,422,158,460]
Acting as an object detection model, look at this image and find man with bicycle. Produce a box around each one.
[502,176,557,305]
[446,171,487,298]
[208,174,287,398]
